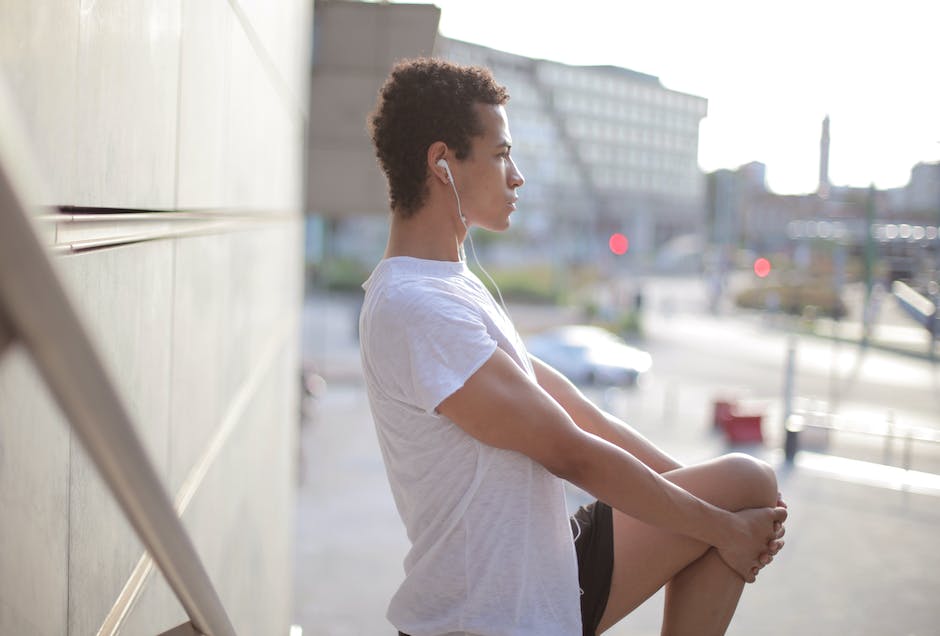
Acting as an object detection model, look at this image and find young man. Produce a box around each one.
[359,58,787,636]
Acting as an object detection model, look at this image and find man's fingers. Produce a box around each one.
[761,540,781,558]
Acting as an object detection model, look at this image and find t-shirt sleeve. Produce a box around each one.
[370,284,498,414]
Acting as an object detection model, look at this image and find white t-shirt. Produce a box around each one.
[359,256,581,636]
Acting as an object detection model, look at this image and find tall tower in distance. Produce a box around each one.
[818,114,831,198]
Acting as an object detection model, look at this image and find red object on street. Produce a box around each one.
[722,413,764,444]
[713,400,735,429]
[713,398,764,444]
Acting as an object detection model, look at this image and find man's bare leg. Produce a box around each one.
[660,548,744,635]
[596,453,780,636]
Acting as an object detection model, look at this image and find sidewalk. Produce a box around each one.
[599,379,940,636]
[292,380,940,636]
[292,291,940,635]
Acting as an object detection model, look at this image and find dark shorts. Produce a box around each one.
[571,500,615,636]
[399,500,614,636]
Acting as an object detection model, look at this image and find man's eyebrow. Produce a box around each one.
[495,140,512,150]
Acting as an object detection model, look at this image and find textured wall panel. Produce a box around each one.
[181,344,298,636]
[0,0,79,206]
[56,241,174,635]
[0,347,70,636]
[73,0,181,209]
[168,222,301,628]
[167,233,232,494]
[221,223,302,407]
[233,0,312,109]
[226,22,294,211]
[0,1,309,633]
[118,568,186,636]
[175,1,233,209]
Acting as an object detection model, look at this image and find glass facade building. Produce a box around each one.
[437,38,709,262]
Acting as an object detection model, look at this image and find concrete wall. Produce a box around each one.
[0,1,311,634]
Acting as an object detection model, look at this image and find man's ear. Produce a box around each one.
[427,141,450,185]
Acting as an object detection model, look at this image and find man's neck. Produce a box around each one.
[384,204,465,262]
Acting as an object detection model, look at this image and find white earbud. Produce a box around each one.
[437,158,466,227]
[436,158,453,184]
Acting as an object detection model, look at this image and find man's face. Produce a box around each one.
[453,103,525,231]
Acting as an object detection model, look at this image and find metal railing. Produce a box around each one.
[785,406,940,473]
[0,79,236,636]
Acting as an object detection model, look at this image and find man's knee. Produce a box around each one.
[719,452,778,509]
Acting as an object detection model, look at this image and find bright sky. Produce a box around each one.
[394,0,940,195]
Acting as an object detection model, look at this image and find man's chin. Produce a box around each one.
[478,219,511,233]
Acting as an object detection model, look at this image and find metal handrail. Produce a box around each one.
[788,407,940,473]
[37,209,296,255]
[49,219,242,254]
[39,209,297,222]
[0,80,236,636]
[794,407,940,445]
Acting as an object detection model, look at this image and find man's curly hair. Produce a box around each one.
[369,58,509,217]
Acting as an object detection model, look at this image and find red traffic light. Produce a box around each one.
[609,233,629,255]
[753,257,771,278]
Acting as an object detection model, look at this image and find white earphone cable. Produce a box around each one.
[447,177,513,323]
[439,158,533,373]
[447,179,538,377]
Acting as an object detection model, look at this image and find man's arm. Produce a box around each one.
[437,348,785,582]
[529,354,682,474]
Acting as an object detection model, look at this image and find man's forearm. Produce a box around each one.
[530,355,681,473]
[573,402,682,474]
[558,430,734,549]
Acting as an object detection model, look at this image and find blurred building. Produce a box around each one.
[818,114,831,198]
[307,0,441,221]
[904,161,940,221]
[706,160,859,255]
[0,2,310,634]
[305,0,440,275]
[306,0,708,270]
[705,126,940,287]
[438,38,708,264]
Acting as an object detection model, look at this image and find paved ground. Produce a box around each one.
[291,287,940,636]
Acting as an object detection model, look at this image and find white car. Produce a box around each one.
[525,325,652,387]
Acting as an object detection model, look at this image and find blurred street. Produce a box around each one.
[292,275,940,636]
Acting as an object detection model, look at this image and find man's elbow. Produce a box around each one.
[537,430,594,483]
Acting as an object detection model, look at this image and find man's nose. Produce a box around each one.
[509,158,524,188]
